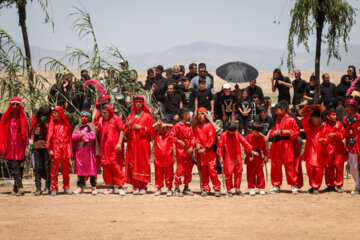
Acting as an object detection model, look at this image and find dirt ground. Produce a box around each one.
[0,162,359,240]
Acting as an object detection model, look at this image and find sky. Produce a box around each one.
[0,0,359,54]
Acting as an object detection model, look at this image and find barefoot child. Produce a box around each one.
[168,108,195,197]
[245,122,268,196]
[217,120,256,197]
[0,97,29,196]
[150,120,174,197]
[72,110,99,195]
[46,106,73,196]
[300,105,328,194]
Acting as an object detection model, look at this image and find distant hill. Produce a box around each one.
[13,41,360,71]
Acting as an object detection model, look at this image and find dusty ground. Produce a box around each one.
[1,162,359,240]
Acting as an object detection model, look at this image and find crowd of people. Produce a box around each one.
[0,63,360,197]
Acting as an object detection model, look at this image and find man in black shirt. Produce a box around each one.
[155,83,183,123]
[320,73,336,107]
[245,79,264,102]
[185,63,198,80]
[292,70,307,106]
[195,77,214,119]
[271,68,292,104]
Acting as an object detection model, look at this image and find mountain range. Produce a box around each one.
[14,41,360,71]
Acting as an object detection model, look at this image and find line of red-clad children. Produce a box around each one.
[1,96,359,197]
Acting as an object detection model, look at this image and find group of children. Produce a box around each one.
[1,95,360,197]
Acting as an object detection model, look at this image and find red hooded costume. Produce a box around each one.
[322,113,347,187]
[150,125,174,189]
[269,115,302,188]
[301,112,328,189]
[193,107,221,191]
[217,130,252,191]
[96,104,125,186]
[168,116,195,186]
[124,95,154,190]
[245,134,267,189]
[46,106,73,191]
[0,97,29,161]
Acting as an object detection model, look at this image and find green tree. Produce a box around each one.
[0,0,53,111]
[287,0,357,103]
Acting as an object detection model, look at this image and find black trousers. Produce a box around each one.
[33,149,51,190]
[239,115,250,136]
[77,176,97,187]
[7,160,24,189]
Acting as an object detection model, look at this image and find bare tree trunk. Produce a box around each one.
[314,7,325,104]
[17,2,35,112]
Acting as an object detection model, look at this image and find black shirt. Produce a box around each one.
[320,82,336,106]
[144,77,155,91]
[195,88,213,111]
[220,92,236,114]
[180,88,196,111]
[236,98,251,115]
[292,78,307,105]
[245,85,264,102]
[254,115,274,136]
[274,77,291,103]
[156,92,183,115]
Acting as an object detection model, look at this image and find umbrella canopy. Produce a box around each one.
[216,61,258,83]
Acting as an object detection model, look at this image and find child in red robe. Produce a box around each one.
[125,95,154,195]
[150,120,174,197]
[46,106,73,196]
[217,120,255,197]
[268,100,301,194]
[245,122,268,196]
[343,99,360,195]
[0,97,29,196]
[97,105,126,196]
[168,108,195,197]
[322,108,347,193]
[301,106,328,194]
[193,107,221,197]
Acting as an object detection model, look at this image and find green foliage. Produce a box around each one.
[287,0,357,72]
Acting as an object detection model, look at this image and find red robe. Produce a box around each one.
[322,121,347,166]
[97,108,124,166]
[301,113,328,167]
[124,111,154,183]
[343,114,360,163]
[150,129,174,167]
[167,122,195,158]
[217,131,252,174]
[245,134,267,166]
[193,122,216,165]
[269,115,300,164]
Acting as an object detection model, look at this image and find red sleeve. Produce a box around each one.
[216,134,225,158]
[238,132,252,152]
[139,114,154,136]
[167,124,178,144]
[124,117,130,136]
[204,124,216,149]
[115,117,124,132]
[301,113,311,133]
[288,118,300,140]
[334,122,345,141]
[262,136,268,156]
[186,127,195,148]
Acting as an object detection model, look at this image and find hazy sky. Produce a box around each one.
[0,0,359,54]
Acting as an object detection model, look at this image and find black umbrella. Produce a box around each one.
[216,61,258,83]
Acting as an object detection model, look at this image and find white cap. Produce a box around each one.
[223,83,231,89]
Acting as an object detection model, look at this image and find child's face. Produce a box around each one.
[183,80,190,88]
[327,113,337,123]
[101,109,110,120]
[311,116,321,126]
[52,110,61,121]
[184,112,191,122]
[275,108,286,117]
[199,82,206,90]
[81,115,91,124]
[223,88,230,95]
[241,91,248,99]
[197,111,206,123]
